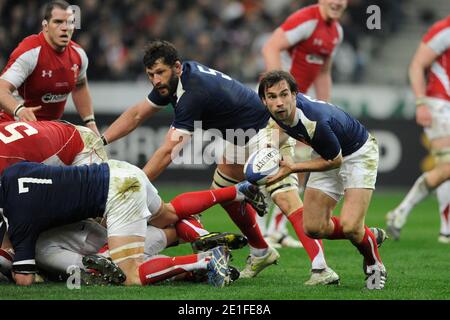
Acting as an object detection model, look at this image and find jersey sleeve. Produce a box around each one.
[280,8,318,46]
[147,89,171,109]
[72,45,89,82]
[171,92,205,132]
[423,19,450,55]
[10,224,38,274]
[0,44,40,89]
[311,121,342,160]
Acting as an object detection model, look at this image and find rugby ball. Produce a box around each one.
[244,147,281,185]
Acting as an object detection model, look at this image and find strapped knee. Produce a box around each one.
[109,242,145,264]
[211,168,239,189]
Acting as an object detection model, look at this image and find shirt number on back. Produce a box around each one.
[197,65,232,80]
[0,122,38,144]
[18,178,53,194]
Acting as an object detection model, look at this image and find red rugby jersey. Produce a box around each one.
[0,32,88,120]
[281,4,343,92]
[422,16,450,101]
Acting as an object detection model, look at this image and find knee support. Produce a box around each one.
[109,242,145,264]
[211,168,240,189]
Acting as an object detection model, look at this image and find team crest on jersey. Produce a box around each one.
[41,70,53,78]
[71,64,79,80]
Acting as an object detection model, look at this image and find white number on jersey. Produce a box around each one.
[18,177,53,194]
[0,122,38,144]
[197,65,232,80]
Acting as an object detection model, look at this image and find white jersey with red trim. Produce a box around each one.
[0,120,84,175]
[423,16,450,101]
[0,32,88,120]
[280,4,343,92]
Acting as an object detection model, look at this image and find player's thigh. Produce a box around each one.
[424,97,450,150]
[216,163,245,182]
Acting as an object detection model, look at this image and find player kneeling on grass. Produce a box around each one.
[258,70,388,290]
[0,159,260,286]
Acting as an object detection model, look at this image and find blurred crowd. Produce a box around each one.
[0,0,411,83]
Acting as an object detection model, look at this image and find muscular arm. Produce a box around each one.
[0,79,39,120]
[313,57,333,101]
[262,27,291,71]
[409,42,439,127]
[143,128,192,181]
[102,99,161,144]
[72,78,99,135]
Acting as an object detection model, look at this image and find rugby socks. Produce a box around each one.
[170,187,238,219]
[327,217,382,266]
[395,173,432,220]
[327,216,346,240]
[354,227,383,266]
[222,201,268,252]
[139,254,210,285]
[437,181,450,236]
[175,217,209,242]
[287,208,327,270]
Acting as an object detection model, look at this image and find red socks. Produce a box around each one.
[327,216,346,240]
[355,226,383,266]
[170,187,237,219]
[175,217,208,242]
[287,208,325,265]
[139,254,208,285]
[327,216,382,265]
[222,202,268,249]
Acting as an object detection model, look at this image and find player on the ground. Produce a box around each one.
[101,40,340,284]
[0,159,261,286]
[386,16,450,243]
[0,120,252,284]
[260,0,346,247]
[0,1,99,135]
[259,70,387,290]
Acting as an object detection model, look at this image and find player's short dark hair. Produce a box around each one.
[42,0,70,21]
[258,70,298,99]
[143,40,182,69]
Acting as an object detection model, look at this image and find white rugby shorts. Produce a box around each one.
[307,134,379,201]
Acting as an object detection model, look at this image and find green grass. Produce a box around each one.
[1,187,450,300]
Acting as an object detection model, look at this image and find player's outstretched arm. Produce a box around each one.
[102,99,161,145]
[143,127,192,181]
[72,78,100,136]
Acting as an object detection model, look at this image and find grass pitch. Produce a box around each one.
[1,186,449,300]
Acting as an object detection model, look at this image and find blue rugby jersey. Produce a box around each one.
[148,61,270,143]
[0,162,109,273]
[273,93,369,160]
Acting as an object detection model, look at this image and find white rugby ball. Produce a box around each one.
[244,147,281,185]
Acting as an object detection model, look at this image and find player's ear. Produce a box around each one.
[174,61,182,74]
[42,20,48,29]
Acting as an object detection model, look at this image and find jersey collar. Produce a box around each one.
[175,70,185,103]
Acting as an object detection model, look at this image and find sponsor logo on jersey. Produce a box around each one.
[41,93,68,103]
[306,54,324,65]
[41,70,53,78]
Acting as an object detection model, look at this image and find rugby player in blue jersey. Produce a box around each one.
[102,41,342,284]
[258,70,387,290]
